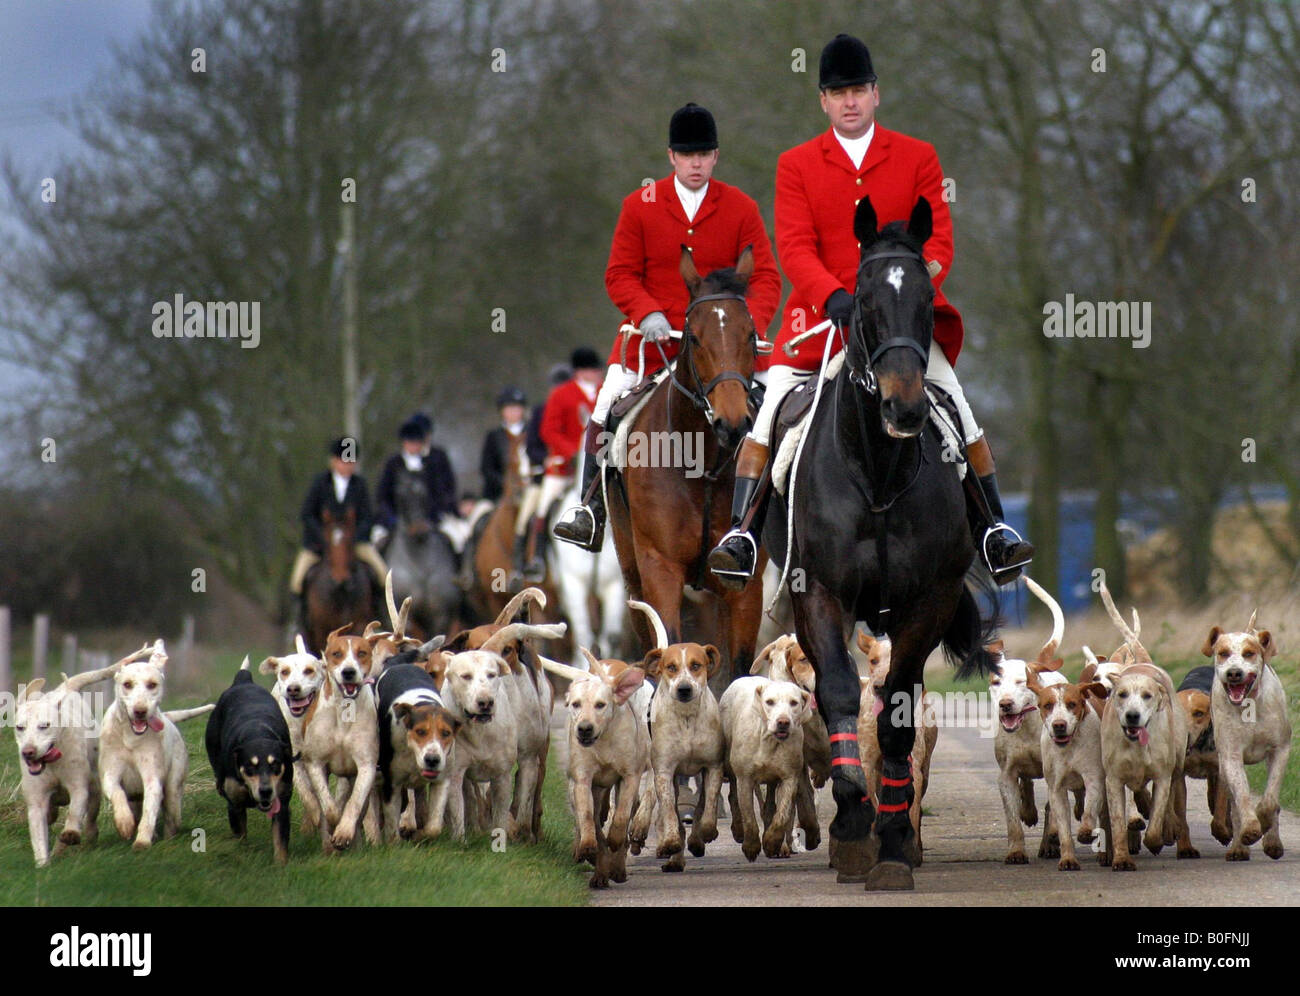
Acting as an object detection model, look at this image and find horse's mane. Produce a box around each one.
[699,267,749,296]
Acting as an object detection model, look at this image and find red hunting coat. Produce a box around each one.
[773,125,964,371]
[539,378,597,477]
[604,175,782,377]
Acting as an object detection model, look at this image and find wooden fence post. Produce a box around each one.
[32,613,49,681]
[0,606,10,693]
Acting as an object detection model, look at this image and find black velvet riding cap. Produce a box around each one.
[819,34,876,89]
[669,102,718,152]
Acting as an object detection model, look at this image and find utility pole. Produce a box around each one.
[339,201,361,447]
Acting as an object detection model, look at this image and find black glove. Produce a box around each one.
[826,289,854,329]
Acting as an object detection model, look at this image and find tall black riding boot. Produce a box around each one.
[552,421,607,552]
[963,436,1034,585]
[707,439,771,590]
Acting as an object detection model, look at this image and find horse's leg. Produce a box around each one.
[867,648,922,892]
[637,550,686,646]
[792,581,876,884]
[723,582,764,686]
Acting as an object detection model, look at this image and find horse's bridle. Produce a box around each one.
[662,292,755,425]
[845,248,931,396]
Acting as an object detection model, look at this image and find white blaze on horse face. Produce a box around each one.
[713,305,726,330]
[886,266,904,294]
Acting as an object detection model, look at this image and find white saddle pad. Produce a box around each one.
[607,368,671,472]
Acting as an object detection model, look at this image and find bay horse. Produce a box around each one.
[303,506,375,655]
[387,468,461,639]
[767,197,998,891]
[470,433,568,651]
[607,246,765,688]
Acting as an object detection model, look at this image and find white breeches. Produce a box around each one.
[591,363,640,426]
[749,339,982,447]
[515,475,570,534]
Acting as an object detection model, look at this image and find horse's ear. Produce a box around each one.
[907,196,932,247]
[853,196,879,249]
[679,245,702,297]
[734,245,754,287]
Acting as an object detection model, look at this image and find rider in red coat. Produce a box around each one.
[708,34,1033,588]
[553,102,781,553]
[512,347,603,579]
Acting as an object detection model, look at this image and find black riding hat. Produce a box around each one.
[398,418,424,442]
[570,346,602,371]
[669,102,718,153]
[496,385,527,409]
[819,34,876,89]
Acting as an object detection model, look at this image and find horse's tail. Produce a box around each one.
[941,571,1002,680]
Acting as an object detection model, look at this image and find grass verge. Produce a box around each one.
[0,654,589,906]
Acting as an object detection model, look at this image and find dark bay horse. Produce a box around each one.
[607,246,765,687]
[387,468,460,639]
[768,197,997,891]
[304,506,375,655]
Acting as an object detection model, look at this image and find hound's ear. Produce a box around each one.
[494,655,513,679]
[423,652,448,687]
[679,245,702,297]
[1201,626,1224,658]
[798,689,812,721]
[703,645,722,678]
[295,634,309,656]
[1256,630,1278,662]
[907,196,933,246]
[641,648,664,678]
[1081,681,1109,700]
[613,667,645,705]
[18,678,45,704]
[258,657,279,676]
[393,702,414,728]
[326,624,351,645]
[751,642,774,675]
[444,631,473,654]
[753,680,768,700]
[855,630,875,655]
[853,196,879,249]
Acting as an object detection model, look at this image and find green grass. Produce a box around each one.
[924,649,1300,814]
[0,656,590,906]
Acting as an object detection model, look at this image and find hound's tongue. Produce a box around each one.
[148,716,165,732]
[872,697,884,718]
[267,797,281,818]
[1228,682,1248,704]
[343,682,359,697]
[41,747,62,763]
[1000,713,1021,731]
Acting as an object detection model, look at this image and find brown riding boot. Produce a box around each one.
[707,438,771,590]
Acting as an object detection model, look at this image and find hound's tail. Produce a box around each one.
[165,704,216,723]
[941,571,1002,680]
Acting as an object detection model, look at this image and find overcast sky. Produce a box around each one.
[0,1,154,466]
[0,0,153,172]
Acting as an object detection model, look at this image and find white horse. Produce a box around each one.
[548,476,626,664]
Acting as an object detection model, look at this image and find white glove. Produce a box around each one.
[639,311,672,343]
[370,524,389,547]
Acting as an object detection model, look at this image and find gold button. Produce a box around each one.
[856,178,863,185]
[687,228,694,234]
[856,241,861,248]
[854,198,860,205]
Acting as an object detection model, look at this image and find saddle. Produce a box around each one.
[770,355,967,497]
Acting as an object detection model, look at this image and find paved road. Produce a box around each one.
[554,710,1300,907]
